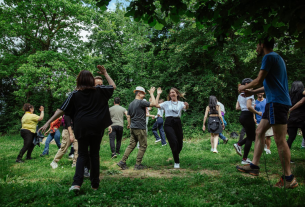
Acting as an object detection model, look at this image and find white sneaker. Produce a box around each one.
[162,143,167,146]
[155,139,161,143]
[266,149,271,154]
[50,161,58,169]
[213,149,218,153]
[211,148,214,152]
[69,154,74,159]
[174,163,180,169]
[233,144,242,156]
[241,158,251,165]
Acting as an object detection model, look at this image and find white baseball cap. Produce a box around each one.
[133,86,146,94]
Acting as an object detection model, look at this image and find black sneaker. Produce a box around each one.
[111,153,117,159]
[134,164,147,170]
[117,161,128,170]
[16,159,24,163]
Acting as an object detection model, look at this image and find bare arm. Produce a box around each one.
[238,70,268,93]
[148,87,156,107]
[236,101,241,111]
[127,115,131,129]
[247,99,262,116]
[290,97,305,112]
[183,102,189,110]
[39,109,64,133]
[124,111,128,117]
[38,106,44,121]
[67,126,75,142]
[217,106,224,124]
[202,106,209,129]
[155,87,162,106]
[97,65,116,89]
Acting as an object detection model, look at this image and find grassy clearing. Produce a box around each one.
[0,131,305,206]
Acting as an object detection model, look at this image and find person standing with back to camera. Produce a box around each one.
[155,87,189,169]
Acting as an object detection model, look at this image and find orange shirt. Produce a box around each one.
[50,118,61,133]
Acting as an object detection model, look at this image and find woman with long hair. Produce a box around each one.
[155,87,189,169]
[287,81,305,162]
[202,96,224,153]
[39,65,116,191]
[233,78,262,164]
[16,104,44,162]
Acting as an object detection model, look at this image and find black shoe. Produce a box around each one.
[16,159,24,163]
[111,153,117,159]
[117,161,128,170]
[25,157,33,160]
[134,164,147,170]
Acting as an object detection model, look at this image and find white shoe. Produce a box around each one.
[155,139,161,143]
[162,143,167,146]
[50,161,58,169]
[211,148,214,152]
[266,149,271,154]
[69,154,74,159]
[241,159,251,165]
[174,163,180,169]
[233,144,242,156]
[71,164,76,168]
[213,149,218,153]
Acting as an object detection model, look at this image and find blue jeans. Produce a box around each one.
[219,116,227,141]
[42,130,61,155]
[152,117,167,145]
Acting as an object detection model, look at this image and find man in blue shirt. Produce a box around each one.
[236,37,298,189]
[255,93,273,154]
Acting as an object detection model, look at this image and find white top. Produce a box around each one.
[237,94,255,111]
[217,101,225,114]
[155,108,164,118]
[159,101,186,117]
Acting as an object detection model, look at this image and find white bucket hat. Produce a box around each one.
[133,86,146,94]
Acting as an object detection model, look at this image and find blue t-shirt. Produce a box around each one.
[261,52,291,106]
[255,99,267,124]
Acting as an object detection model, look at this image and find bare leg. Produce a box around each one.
[252,119,270,165]
[273,124,291,176]
[265,136,271,150]
[213,134,219,150]
[210,134,214,149]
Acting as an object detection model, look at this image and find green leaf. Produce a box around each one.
[203,45,209,50]
[192,23,196,28]
[170,14,180,23]
[154,21,164,30]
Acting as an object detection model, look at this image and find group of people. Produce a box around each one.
[16,37,303,191]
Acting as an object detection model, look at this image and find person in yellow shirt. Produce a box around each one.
[16,103,44,163]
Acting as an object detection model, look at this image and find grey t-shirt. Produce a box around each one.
[109,105,127,127]
[128,99,151,129]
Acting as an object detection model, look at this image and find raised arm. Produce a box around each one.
[147,87,156,107]
[202,106,209,131]
[238,70,268,93]
[38,106,44,121]
[39,109,64,133]
[155,87,162,106]
[97,65,116,89]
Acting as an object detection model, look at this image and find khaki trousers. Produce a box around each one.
[54,129,78,164]
[122,129,147,165]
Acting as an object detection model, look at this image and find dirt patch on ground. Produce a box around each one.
[100,168,220,179]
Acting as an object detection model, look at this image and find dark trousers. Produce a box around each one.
[164,117,183,163]
[17,129,35,159]
[72,135,103,188]
[109,126,123,154]
[287,126,305,149]
[152,117,167,145]
[237,111,256,159]
[239,127,246,142]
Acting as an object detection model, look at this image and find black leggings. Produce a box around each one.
[164,117,183,163]
[287,126,305,149]
[17,129,35,159]
[237,111,256,159]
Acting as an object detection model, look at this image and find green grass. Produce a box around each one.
[1,131,305,206]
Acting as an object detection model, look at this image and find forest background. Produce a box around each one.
[1,0,305,137]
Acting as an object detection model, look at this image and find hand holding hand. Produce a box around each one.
[157,87,162,95]
[39,106,44,112]
[97,65,107,75]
